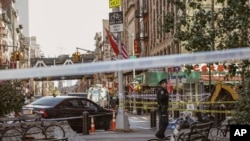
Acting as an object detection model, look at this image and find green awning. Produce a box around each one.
[171,71,201,80]
[135,72,168,86]
[136,71,202,86]
[185,72,201,81]
[146,72,168,86]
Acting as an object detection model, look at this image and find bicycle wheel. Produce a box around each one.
[23,125,46,139]
[210,127,225,137]
[44,124,66,139]
[0,128,22,141]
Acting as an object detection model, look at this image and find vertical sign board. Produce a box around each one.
[109,11,124,32]
[109,0,121,8]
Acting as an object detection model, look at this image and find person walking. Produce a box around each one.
[155,79,170,139]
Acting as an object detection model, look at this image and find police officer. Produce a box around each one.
[155,79,169,139]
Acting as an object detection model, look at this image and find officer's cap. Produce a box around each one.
[159,79,167,84]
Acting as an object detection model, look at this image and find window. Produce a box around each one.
[65,99,80,108]
[31,97,62,106]
[80,100,98,111]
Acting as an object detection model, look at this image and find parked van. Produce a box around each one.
[87,84,110,108]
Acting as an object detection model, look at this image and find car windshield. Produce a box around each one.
[92,89,100,95]
[29,97,62,106]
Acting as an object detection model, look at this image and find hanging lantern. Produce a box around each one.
[201,65,208,72]
[217,65,224,72]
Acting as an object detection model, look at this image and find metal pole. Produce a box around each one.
[124,28,136,114]
[114,7,129,131]
[132,33,137,114]
[209,0,215,93]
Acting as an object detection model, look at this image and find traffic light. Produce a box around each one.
[11,51,20,61]
[135,84,142,91]
[134,39,139,54]
[76,51,81,61]
[72,53,76,62]
[14,51,20,61]
[72,51,81,62]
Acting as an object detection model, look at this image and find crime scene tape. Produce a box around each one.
[0,47,249,80]
[124,100,235,114]
[124,105,233,114]
[125,101,236,105]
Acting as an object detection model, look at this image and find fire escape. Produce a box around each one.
[134,0,149,57]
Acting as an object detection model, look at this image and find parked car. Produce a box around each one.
[23,96,113,133]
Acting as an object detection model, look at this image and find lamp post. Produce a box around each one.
[113,7,129,131]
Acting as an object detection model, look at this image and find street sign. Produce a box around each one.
[109,0,121,8]
[174,66,181,72]
[130,55,136,59]
[109,11,123,32]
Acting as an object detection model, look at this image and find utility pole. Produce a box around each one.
[110,5,129,131]
[209,0,215,93]
[131,33,137,114]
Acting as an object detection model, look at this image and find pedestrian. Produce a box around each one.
[155,79,170,139]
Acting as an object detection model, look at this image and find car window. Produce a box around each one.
[80,99,98,111]
[67,93,88,98]
[65,99,80,108]
[29,97,62,106]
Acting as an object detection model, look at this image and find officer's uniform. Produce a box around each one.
[155,79,169,139]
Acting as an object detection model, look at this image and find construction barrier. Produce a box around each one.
[109,110,116,131]
[90,116,95,133]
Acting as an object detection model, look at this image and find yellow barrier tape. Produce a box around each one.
[124,105,233,114]
[125,100,236,105]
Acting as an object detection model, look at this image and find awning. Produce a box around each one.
[136,72,168,86]
[171,71,201,81]
[136,71,202,86]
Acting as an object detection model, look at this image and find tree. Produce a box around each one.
[160,0,250,124]
[0,80,25,117]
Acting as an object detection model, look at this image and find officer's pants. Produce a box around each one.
[155,114,169,138]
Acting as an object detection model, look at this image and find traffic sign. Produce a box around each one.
[109,11,123,32]
[174,66,181,72]
[130,55,136,59]
[109,0,121,8]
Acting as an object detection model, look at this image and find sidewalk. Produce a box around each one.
[76,127,230,141]
[77,128,175,141]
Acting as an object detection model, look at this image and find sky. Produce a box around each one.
[29,0,111,57]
